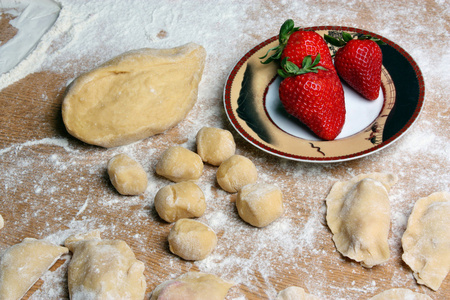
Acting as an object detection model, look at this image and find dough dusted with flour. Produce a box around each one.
[0,214,3,230]
[401,191,450,291]
[369,288,432,300]
[196,127,236,166]
[62,43,206,147]
[276,286,321,300]
[155,181,206,222]
[325,173,397,268]
[216,155,257,193]
[0,238,68,300]
[236,183,284,227]
[107,153,148,195]
[150,271,233,300]
[156,146,203,182]
[64,231,146,300]
[168,219,217,261]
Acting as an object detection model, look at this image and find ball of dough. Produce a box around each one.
[156,146,203,182]
[168,219,217,261]
[154,181,206,223]
[196,127,236,166]
[107,153,148,195]
[216,155,257,193]
[236,183,284,227]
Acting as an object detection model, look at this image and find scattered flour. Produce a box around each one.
[0,1,449,300]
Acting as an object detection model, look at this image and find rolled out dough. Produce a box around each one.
[62,43,206,147]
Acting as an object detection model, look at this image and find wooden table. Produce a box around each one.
[1,1,448,299]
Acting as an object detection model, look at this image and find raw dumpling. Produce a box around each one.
[325,173,398,268]
[0,238,68,300]
[369,288,432,299]
[64,230,146,300]
[276,286,321,299]
[150,271,233,300]
[62,43,206,147]
[401,191,450,291]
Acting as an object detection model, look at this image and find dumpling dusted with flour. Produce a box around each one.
[401,191,450,291]
[64,231,146,300]
[325,173,398,268]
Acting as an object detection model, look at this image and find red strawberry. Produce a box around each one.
[325,32,385,100]
[278,55,346,141]
[261,19,334,71]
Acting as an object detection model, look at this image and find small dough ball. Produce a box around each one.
[236,183,284,227]
[168,219,217,260]
[154,181,206,222]
[196,127,236,166]
[0,214,3,230]
[107,153,148,195]
[156,146,203,182]
[216,155,257,193]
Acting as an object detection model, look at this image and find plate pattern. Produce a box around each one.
[224,26,424,162]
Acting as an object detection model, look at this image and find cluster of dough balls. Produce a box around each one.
[107,127,284,262]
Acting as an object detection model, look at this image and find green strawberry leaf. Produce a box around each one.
[278,55,327,78]
[260,19,299,64]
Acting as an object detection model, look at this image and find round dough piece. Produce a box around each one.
[196,127,236,166]
[236,183,284,227]
[61,43,206,147]
[216,155,257,193]
[156,146,203,182]
[107,153,148,195]
[168,219,217,261]
[154,181,206,223]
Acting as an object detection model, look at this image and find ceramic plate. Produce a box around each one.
[223,26,424,162]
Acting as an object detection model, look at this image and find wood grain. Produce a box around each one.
[0,1,449,299]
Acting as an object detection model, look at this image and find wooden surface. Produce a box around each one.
[0,1,449,299]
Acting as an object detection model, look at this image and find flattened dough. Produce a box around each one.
[401,191,450,291]
[64,231,146,300]
[150,271,233,300]
[325,173,397,268]
[369,288,432,300]
[276,286,321,300]
[0,238,68,300]
[62,43,206,147]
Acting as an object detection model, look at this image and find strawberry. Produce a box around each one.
[324,32,385,100]
[278,55,346,141]
[260,19,334,70]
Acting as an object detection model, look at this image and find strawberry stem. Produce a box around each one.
[260,19,299,64]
